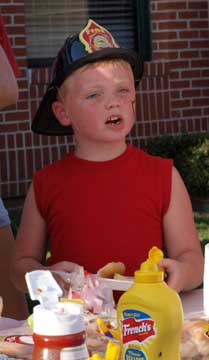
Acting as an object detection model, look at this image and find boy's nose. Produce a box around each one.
[104,95,121,110]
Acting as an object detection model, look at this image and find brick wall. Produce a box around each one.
[0,0,209,203]
[136,0,209,148]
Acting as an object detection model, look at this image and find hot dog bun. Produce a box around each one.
[181,319,209,358]
[97,262,126,278]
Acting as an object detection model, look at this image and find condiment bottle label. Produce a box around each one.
[61,343,89,359]
[120,309,156,360]
[124,349,146,359]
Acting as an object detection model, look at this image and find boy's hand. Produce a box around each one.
[158,258,186,293]
[47,261,82,294]
[49,260,80,273]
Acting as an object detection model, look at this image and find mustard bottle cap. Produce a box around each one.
[134,246,164,283]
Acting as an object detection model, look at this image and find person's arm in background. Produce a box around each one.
[0,44,18,108]
[0,14,19,108]
[0,15,27,319]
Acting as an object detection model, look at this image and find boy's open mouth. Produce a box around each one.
[105,116,122,125]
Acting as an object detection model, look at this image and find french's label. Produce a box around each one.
[122,309,156,344]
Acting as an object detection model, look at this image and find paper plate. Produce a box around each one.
[0,318,25,331]
[98,277,134,291]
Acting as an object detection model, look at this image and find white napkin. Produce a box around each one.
[203,243,209,316]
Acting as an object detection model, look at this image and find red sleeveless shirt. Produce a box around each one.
[33,144,172,276]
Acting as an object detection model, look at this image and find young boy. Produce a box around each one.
[12,19,204,294]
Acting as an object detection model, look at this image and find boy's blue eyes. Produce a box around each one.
[118,88,130,93]
[86,88,130,99]
[86,93,99,99]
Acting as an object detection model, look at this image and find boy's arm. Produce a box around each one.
[160,167,204,292]
[11,183,78,293]
[0,45,18,108]
[11,184,48,292]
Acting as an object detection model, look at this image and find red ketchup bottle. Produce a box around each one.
[32,302,89,360]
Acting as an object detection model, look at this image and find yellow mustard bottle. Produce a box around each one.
[117,246,183,360]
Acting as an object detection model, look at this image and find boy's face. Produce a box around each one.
[53,60,136,147]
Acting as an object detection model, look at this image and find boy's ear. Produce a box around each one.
[52,101,71,126]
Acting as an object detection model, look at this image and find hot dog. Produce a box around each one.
[97,262,126,278]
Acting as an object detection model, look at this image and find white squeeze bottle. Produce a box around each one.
[25,270,89,360]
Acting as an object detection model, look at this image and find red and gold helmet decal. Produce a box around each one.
[79,19,119,53]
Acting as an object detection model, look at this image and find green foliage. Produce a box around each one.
[146,132,209,197]
[194,212,209,244]
[9,211,21,237]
